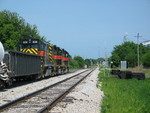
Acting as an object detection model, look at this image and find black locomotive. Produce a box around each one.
[0,37,70,88]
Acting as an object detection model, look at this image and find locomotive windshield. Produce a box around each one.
[20,38,39,49]
[21,44,38,49]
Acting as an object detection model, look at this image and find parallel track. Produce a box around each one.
[0,68,96,113]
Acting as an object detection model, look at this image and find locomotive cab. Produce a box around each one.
[19,38,54,76]
[19,38,45,55]
[62,49,69,73]
[53,45,62,65]
[53,45,63,74]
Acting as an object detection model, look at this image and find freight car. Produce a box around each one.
[0,37,70,88]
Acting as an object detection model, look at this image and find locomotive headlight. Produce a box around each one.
[22,41,28,44]
[32,40,38,44]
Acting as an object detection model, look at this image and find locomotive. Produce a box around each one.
[0,37,70,88]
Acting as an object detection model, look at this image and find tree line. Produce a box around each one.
[110,41,150,67]
[70,56,101,69]
[0,10,46,50]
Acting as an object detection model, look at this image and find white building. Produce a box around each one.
[142,40,150,48]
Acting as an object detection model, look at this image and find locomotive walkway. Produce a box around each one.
[0,68,96,113]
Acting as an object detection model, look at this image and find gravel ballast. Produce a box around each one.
[0,69,87,106]
[0,68,103,113]
[50,67,104,113]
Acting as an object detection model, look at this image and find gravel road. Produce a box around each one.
[50,67,104,113]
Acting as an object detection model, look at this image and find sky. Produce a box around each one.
[0,0,150,59]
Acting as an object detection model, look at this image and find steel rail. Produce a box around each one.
[38,68,96,113]
[0,68,95,112]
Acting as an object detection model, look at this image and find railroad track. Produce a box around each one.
[7,69,78,89]
[0,68,96,113]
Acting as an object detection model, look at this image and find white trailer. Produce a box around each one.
[0,42,11,88]
[0,42,4,61]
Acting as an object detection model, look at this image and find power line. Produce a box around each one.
[141,37,149,41]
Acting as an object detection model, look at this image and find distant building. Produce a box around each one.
[142,40,150,48]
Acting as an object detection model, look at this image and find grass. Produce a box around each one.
[143,69,150,78]
[127,66,150,78]
[98,69,150,113]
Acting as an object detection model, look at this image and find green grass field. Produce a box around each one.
[98,69,150,113]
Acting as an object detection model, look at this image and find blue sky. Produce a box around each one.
[0,0,150,58]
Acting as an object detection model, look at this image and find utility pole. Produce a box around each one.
[135,33,142,71]
[105,52,108,67]
[123,32,128,42]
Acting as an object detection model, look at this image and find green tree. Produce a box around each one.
[0,10,45,50]
[69,57,79,69]
[110,41,150,67]
[110,53,120,67]
[97,58,105,63]
[74,56,85,68]
[85,59,91,67]
[85,58,96,67]
[142,51,150,67]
